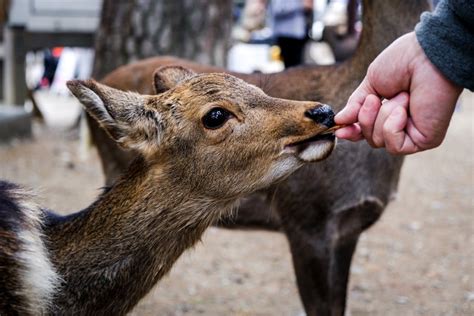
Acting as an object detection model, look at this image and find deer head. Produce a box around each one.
[68,66,336,199]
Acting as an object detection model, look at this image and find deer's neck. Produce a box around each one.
[351,0,431,67]
[44,157,230,314]
[339,0,430,88]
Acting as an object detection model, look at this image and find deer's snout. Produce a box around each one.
[304,104,335,127]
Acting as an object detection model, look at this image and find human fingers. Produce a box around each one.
[357,94,382,145]
[337,33,420,129]
[383,107,418,154]
[335,123,364,141]
[335,77,376,125]
[371,92,409,147]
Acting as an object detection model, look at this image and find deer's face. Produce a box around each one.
[68,67,336,199]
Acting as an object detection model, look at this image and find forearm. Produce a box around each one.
[415,0,474,91]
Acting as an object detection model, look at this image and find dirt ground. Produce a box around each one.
[0,91,472,315]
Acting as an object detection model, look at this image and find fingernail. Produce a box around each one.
[335,108,345,117]
[334,113,344,123]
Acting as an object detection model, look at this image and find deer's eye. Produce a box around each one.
[202,108,231,129]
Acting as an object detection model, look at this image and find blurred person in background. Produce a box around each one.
[270,0,313,67]
[241,0,267,34]
[39,47,62,89]
[233,0,268,43]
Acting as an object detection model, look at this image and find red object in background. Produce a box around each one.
[52,47,64,58]
[40,77,49,88]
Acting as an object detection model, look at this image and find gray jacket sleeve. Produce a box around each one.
[415,0,474,91]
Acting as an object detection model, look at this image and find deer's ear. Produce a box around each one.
[153,66,196,94]
[67,80,163,155]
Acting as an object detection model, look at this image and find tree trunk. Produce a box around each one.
[92,0,233,79]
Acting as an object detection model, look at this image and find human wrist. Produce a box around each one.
[415,1,474,90]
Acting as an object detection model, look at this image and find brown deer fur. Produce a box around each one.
[88,1,431,315]
[0,67,337,315]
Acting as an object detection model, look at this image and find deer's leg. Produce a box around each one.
[286,229,358,316]
[283,198,384,316]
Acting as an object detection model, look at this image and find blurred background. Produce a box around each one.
[0,0,472,315]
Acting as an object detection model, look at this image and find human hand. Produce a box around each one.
[335,32,462,155]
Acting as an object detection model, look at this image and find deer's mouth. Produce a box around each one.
[285,132,336,162]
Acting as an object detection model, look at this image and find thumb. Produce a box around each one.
[335,77,376,125]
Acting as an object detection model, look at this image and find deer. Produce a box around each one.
[85,0,431,315]
[0,67,337,315]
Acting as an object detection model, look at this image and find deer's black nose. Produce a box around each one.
[305,104,335,127]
